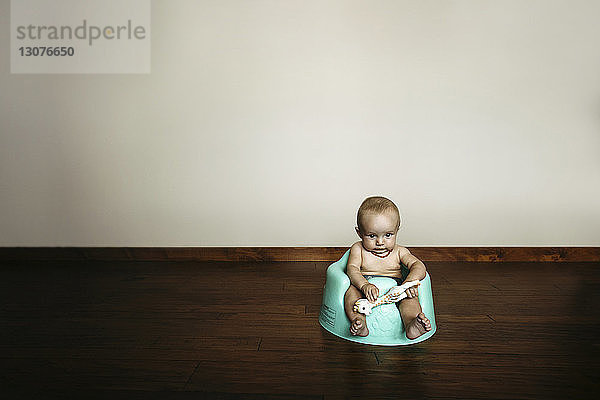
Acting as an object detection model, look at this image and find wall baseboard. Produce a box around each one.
[1,247,599,262]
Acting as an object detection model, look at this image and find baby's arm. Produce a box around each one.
[346,243,378,301]
[398,247,427,298]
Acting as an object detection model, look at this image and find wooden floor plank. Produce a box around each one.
[1,258,598,398]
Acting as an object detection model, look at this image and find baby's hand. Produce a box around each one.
[361,283,379,303]
[405,285,419,299]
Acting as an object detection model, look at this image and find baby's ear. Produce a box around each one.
[355,227,362,237]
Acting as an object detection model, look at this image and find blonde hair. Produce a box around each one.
[357,196,401,232]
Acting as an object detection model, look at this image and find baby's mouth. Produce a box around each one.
[371,248,390,257]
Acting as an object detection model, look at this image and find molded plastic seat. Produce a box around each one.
[319,249,437,345]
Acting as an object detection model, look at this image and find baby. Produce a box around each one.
[344,196,432,339]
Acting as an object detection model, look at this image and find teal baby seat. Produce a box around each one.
[319,249,437,345]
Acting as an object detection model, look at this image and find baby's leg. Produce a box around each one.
[344,284,369,337]
[398,297,432,340]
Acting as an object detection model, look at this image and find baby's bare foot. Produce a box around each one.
[406,312,432,340]
[350,316,369,337]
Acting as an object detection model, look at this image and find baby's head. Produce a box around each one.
[355,196,401,257]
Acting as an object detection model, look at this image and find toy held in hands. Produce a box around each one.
[353,280,421,316]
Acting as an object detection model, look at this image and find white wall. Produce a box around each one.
[1,0,599,246]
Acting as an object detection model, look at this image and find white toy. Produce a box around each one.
[353,280,421,315]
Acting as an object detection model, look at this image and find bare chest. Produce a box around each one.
[360,248,402,276]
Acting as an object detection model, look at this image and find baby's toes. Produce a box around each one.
[350,319,361,333]
[418,313,432,331]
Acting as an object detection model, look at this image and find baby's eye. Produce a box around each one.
[385,233,393,237]
[368,234,376,238]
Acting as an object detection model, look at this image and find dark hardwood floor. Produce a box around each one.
[1,259,598,399]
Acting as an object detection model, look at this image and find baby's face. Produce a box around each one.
[356,211,399,257]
